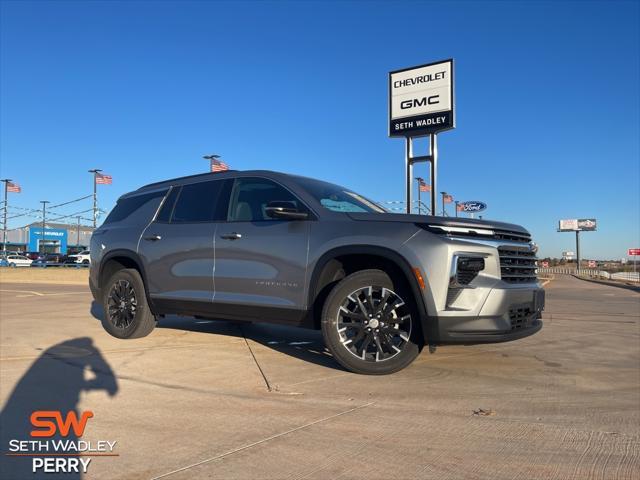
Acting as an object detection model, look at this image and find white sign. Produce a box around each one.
[559,219,579,231]
[389,59,454,137]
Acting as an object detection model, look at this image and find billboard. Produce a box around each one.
[389,59,454,137]
[577,218,597,231]
[558,218,597,231]
[629,248,640,256]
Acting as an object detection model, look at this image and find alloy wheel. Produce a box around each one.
[107,279,138,329]
[336,286,412,362]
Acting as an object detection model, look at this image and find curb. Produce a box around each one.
[572,275,640,293]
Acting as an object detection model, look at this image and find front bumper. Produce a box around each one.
[433,286,545,344]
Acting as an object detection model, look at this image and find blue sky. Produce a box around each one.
[1,0,638,259]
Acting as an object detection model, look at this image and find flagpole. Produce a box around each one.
[454,201,459,218]
[415,178,421,214]
[1,179,9,250]
[88,169,102,228]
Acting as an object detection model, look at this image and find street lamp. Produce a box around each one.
[88,169,102,228]
[203,154,220,173]
[40,200,50,254]
[1,178,12,250]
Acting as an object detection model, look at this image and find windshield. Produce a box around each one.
[295,177,386,213]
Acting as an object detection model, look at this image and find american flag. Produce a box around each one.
[95,172,113,184]
[443,194,453,204]
[211,158,229,173]
[417,177,430,192]
[6,181,21,193]
[456,202,464,212]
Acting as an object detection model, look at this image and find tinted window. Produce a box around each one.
[171,180,228,223]
[228,178,304,222]
[103,190,167,224]
[155,186,180,223]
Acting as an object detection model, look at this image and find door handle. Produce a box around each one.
[220,232,242,240]
[143,235,162,241]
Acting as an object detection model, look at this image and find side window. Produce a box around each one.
[171,180,230,223]
[103,190,167,225]
[155,186,180,223]
[228,178,304,222]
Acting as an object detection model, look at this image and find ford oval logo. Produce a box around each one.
[460,201,487,213]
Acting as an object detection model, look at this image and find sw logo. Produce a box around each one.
[30,410,94,437]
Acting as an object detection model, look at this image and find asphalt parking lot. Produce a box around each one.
[1,275,639,479]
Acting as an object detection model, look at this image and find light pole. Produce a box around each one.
[40,201,50,254]
[1,179,11,250]
[88,169,102,228]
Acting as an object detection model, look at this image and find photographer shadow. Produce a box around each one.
[0,337,118,479]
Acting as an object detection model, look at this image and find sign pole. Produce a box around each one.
[430,133,437,217]
[405,138,412,214]
[575,230,581,273]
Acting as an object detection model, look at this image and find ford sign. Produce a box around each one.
[459,201,487,213]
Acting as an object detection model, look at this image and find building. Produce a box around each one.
[3,222,94,254]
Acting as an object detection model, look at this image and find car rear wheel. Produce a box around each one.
[101,268,156,339]
[321,269,422,375]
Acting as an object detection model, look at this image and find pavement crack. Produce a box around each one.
[150,401,375,480]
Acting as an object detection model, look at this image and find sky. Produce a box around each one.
[1,0,638,259]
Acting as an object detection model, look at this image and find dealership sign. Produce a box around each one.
[389,59,454,137]
[558,218,597,232]
[629,248,640,256]
[458,201,487,213]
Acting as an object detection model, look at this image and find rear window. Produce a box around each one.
[171,180,230,223]
[103,190,167,224]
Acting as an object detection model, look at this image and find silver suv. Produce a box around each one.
[90,170,544,374]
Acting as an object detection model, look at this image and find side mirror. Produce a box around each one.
[265,201,309,220]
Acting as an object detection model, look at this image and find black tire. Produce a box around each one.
[82,259,90,265]
[101,268,156,339]
[321,269,423,375]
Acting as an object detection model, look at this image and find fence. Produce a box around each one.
[538,267,640,283]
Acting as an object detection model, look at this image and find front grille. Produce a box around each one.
[499,246,538,284]
[509,304,536,330]
[494,230,531,243]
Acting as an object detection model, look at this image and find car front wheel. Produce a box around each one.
[101,268,156,339]
[321,269,422,375]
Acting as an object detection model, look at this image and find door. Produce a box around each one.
[139,180,231,307]
[213,177,311,312]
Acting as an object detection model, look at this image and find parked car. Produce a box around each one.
[31,253,68,267]
[1,254,33,267]
[67,250,91,264]
[22,252,43,261]
[90,170,544,375]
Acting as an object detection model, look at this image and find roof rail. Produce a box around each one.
[138,170,238,190]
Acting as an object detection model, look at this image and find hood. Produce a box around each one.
[346,213,530,235]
